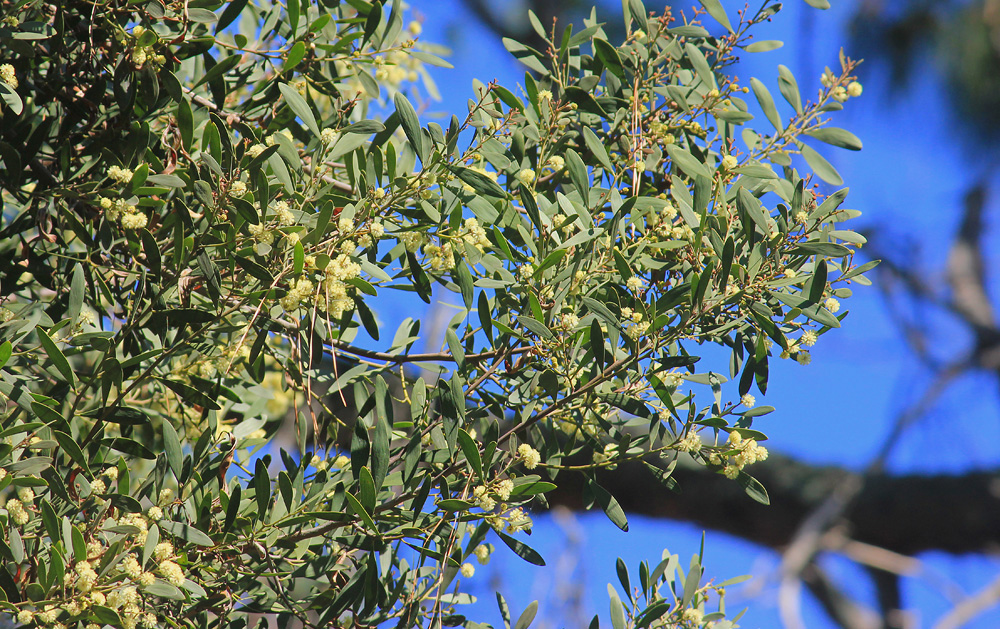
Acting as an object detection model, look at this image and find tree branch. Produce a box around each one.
[543,455,1000,556]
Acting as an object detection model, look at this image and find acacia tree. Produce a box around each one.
[0,0,870,627]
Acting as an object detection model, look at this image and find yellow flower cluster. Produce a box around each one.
[472,485,496,511]
[460,217,490,252]
[474,543,492,564]
[99,196,148,230]
[321,253,362,318]
[516,168,536,185]
[5,497,29,525]
[398,229,424,252]
[273,200,296,226]
[129,26,165,70]
[424,242,454,271]
[516,444,541,469]
[0,63,17,89]
[675,431,703,453]
[712,432,769,479]
[248,222,274,245]
[280,276,314,312]
[108,166,133,184]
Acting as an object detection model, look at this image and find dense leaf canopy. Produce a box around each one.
[0,0,869,627]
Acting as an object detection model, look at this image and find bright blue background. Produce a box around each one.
[374,1,1000,626]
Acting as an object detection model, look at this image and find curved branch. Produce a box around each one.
[543,455,1000,556]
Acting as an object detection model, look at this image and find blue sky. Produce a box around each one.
[380,1,1000,626]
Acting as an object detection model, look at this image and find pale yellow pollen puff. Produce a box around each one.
[516,444,541,469]
[120,211,148,231]
[108,165,133,184]
[154,541,174,561]
[496,479,514,501]
[158,559,185,586]
[537,89,553,102]
[721,155,738,170]
[740,393,755,408]
[460,563,475,578]
[0,64,17,89]
[158,487,174,505]
[800,330,818,347]
[847,81,863,97]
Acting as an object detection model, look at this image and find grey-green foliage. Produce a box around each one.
[0,0,871,627]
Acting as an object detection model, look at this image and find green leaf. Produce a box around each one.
[777,64,803,114]
[394,92,425,163]
[750,78,782,131]
[163,421,183,480]
[37,328,75,387]
[371,377,391,490]
[509,481,557,497]
[737,471,770,505]
[806,127,863,151]
[345,491,377,531]
[196,250,223,306]
[0,341,12,370]
[452,166,506,198]
[278,83,321,137]
[69,263,86,322]
[684,43,714,88]
[697,0,733,32]
[284,41,306,72]
[583,126,615,173]
[800,144,844,185]
[565,148,590,206]
[158,378,222,411]
[642,461,679,492]
[0,82,23,115]
[593,38,625,81]
[102,438,155,459]
[457,429,483,482]
[514,601,539,629]
[750,78,784,131]
[497,530,545,566]
[665,145,712,180]
[610,589,627,629]
[503,38,549,75]
[89,606,122,626]
[358,466,376,515]
[588,478,628,532]
[518,315,554,340]
[235,256,275,285]
[437,499,476,511]
[53,430,92,477]
[804,0,831,8]
[158,520,215,546]
[745,40,784,53]
[216,0,250,33]
[345,120,386,134]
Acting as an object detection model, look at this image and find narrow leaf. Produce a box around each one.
[278,83,320,136]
